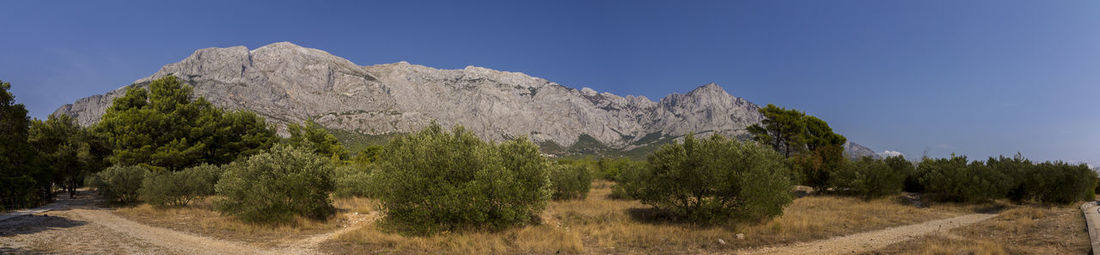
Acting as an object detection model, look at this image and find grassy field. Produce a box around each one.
[110,181,1085,254]
[865,205,1090,255]
[319,181,987,254]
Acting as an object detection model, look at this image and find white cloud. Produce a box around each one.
[881,150,904,158]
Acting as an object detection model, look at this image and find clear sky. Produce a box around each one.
[1,0,1097,165]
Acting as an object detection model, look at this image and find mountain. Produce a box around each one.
[54,42,872,157]
[843,141,881,160]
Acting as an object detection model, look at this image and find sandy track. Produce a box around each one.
[737,213,997,255]
[0,193,279,255]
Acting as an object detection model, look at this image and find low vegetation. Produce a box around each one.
[333,164,374,198]
[215,145,337,223]
[139,164,221,207]
[323,182,982,254]
[89,165,150,204]
[830,156,906,200]
[370,123,552,235]
[548,163,593,200]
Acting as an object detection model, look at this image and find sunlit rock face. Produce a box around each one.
[57,42,786,150]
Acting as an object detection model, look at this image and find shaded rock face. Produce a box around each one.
[55,42,774,149]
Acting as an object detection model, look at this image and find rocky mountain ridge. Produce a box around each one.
[54,42,878,157]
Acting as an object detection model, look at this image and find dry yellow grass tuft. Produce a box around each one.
[322,181,982,254]
[868,204,1089,254]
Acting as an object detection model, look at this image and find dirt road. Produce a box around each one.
[0,192,275,255]
[737,213,998,255]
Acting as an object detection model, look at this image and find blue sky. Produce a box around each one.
[1,0,1097,165]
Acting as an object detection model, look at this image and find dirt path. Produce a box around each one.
[1,192,289,254]
[737,213,997,255]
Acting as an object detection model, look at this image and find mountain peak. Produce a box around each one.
[253,41,305,51]
[686,82,729,96]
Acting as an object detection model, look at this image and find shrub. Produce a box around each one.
[214,145,336,223]
[91,165,150,204]
[139,164,221,207]
[549,163,593,200]
[610,161,646,199]
[371,123,551,235]
[830,157,905,200]
[1016,161,1096,204]
[595,157,642,181]
[916,156,1009,203]
[334,164,373,198]
[627,134,792,224]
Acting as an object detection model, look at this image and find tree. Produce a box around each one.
[747,104,806,158]
[29,114,107,198]
[371,123,551,235]
[628,134,793,224]
[97,75,276,170]
[285,119,346,159]
[748,105,848,190]
[0,80,51,210]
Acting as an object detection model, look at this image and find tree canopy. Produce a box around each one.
[96,75,277,170]
[0,80,51,209]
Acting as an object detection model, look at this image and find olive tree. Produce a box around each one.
[627,134,793,224]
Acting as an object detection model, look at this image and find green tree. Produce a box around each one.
[97,76,276,170]
[883,155,918,192]
[371,123,551,235]
[0,80,51,209]
[748,105,847,191]
[747,104,806,158]
[29,114,107,198]
[285,119,346,158]
[628,134,793,224]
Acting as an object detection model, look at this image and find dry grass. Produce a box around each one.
[867,204,1090,255]
[322,181,984,254]
[112,196,372,247]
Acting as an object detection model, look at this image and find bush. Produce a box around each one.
[595,157,643,181]
[371,124,551,235]
[916,156,1010,203]
[549,163,592,200]
[830,157,905,199]
[214,145,336,223]
[626,134,792,224]
[334,164,373,198]
[1014,161,1096,205]
[139,164,221,207]
[90,165,150,204]
[610,161,647,199]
